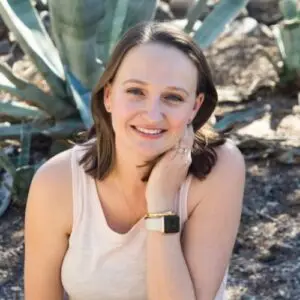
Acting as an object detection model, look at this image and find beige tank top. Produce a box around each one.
[61,145,228,300]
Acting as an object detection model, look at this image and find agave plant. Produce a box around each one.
[274,0,300,80]
[0,0,249,217]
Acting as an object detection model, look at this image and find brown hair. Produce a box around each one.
[79,21,225,182]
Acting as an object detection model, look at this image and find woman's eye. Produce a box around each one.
[126,88,144,96]
[164,94,183,102]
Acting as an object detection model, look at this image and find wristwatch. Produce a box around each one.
[144,211,180,234]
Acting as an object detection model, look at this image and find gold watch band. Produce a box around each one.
[144,210,176,219]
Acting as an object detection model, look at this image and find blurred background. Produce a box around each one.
[0,0,299,299]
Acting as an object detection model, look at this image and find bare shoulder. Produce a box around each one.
[24,147,76,298]
[32,147,73,195]
[188,139,245,213]
[212,138,245,176]
[198,138,244,183]
[36,147,73,177]
[27,147,74,234]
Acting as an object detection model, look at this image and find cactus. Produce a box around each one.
[274,0,300,79]
[0,0,248,216]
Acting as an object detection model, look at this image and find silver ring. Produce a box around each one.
[176,147,190,154]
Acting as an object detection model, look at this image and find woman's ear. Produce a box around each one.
[189,93,204,122]
[104,83,112,113]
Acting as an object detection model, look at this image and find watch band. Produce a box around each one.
[144,214,180,233]
[145,217,164,232]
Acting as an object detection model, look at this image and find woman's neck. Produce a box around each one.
[107,150,150,202]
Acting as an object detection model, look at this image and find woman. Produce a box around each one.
[24,21,245,300]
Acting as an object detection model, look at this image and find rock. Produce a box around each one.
[10,286,22,292]
[277,115,300,138]
[285,189,300,206]
[292,105,300,114]
[169,0,196,19]
[246,0,283,25]
[8,31,16,43]
[154,1,175,21]
[257,249,277,263]
[168,18,202,31]
[204,22,281,94]
[269,242,294,255]
[223,17,259,38]
[241,294,257,300]
[277,148,300,165]
[12,58,38,82]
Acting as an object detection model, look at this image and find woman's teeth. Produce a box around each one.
[134,126,164,135]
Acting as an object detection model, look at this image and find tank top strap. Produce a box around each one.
[177,174,193,226]
[69,144,93,245]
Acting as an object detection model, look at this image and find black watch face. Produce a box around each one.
[164,215,180,233]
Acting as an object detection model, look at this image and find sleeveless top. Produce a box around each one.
[61,145,228,300]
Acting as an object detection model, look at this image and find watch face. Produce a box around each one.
[164,215,180,233]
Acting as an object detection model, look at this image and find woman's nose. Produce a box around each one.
[144,98,164,122]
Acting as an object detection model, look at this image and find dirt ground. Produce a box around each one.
[1,3,300,299]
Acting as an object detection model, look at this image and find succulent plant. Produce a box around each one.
[0,0,249,217]
[274,0,300,80]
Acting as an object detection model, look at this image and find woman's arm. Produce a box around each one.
[146,231,196,299]
[146,141,245,300]
[24,150,73,300]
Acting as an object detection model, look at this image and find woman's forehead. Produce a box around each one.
[114,43,198,92]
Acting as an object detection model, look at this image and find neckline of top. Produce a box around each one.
[89,176,146,243]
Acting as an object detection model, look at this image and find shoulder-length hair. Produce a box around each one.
[79,21,225,182]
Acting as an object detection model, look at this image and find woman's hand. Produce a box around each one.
[145,124,194,212]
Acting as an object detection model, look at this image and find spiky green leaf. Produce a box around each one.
[0,120,85,140]
[65,70,93,129]
[114,0,158,47]
[0,63,75,118]
[0,169,13,217]
[274,21,300,72]
[13,165,35,206]
[0,150,16,176]
[185,0,208,32]
[279,0,298,20]
[49,0,157,90]
[48,0,106,90]
[0,0,66,97]
[193,0,249,49]
[0,100,48,120]
[18,123,31,167]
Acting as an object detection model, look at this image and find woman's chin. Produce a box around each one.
[136,146,174,163]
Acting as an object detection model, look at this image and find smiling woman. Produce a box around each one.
[81,21,226,182]
[24,21,245,300]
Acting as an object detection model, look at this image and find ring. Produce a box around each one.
[176,147,190,154]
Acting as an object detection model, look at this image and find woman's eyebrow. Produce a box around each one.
[122,79,189,96]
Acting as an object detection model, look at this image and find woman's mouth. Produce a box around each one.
[131,125,167,138]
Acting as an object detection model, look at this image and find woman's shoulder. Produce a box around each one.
[34,140,91,178]
[213,138,245,171]
[27,147,75,233]
[188,139,245,209]
[193,138,244,180]
[35,147,74,181]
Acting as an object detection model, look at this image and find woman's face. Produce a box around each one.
[104,42,204,159]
